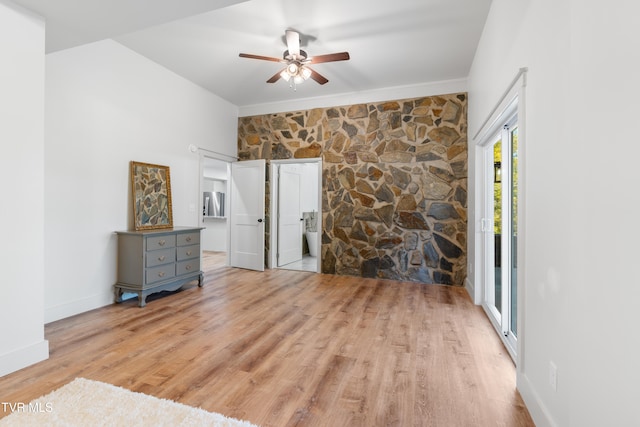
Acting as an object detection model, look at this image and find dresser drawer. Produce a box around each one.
[177,244,199,261]
[146,248,175,267]
[177,259,200,276]
[146,235,176,250]
[177,232,200,247]
[146,264,176,285]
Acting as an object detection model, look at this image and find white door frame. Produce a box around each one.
[473,68,527,365]
[269,158,322,272]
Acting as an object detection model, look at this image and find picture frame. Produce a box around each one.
[130,161,173,230]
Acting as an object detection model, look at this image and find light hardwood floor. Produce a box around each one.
[0,251,534,426]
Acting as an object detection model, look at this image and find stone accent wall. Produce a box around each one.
[238,93,467,285]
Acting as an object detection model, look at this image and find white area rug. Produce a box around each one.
[0,378,259,427]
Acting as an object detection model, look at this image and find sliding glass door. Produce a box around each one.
[483,115,518,356]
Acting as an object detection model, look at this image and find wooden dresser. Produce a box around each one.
[114,227,204,307]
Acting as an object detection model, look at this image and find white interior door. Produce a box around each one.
[277,164,302,266]
[229,159,265,271]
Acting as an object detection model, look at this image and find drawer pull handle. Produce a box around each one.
[186,251,192,256]
[158,240,166,246]
[158,271,165,278]
[186,236,192,242]
[185,265,192,270]
[158,256,165,261]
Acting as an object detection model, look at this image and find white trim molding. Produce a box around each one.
[0,340,49,377]
[518,372,558,427]
[239,78,468,117]
[473,68,528,143]
[464,276,475,302]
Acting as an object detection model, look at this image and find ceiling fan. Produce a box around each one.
[239,30,350,86]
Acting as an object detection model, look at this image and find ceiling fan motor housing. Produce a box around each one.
[283,49,308,61]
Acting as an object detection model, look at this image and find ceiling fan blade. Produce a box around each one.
[267,69,285,83]
[309,68,329,85]
[285,30,300,58]
[239,53,282,63]
[309,52,350,64]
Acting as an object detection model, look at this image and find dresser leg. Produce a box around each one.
[138,292,146,308]
[114,287,124,303]
[198,271,204,287]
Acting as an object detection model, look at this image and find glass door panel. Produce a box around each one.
[509,127,518,337]
[493,140,502,316]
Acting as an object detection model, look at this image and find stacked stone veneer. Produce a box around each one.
[238,93,467,286]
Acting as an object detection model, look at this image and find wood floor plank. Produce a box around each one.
[0,251,534,426]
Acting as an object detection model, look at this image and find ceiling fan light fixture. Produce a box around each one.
[286,62,299,76]
[284,62,311,86]
[280,69,291,82]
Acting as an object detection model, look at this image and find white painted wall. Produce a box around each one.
[468,1,640,426]
[566,2,640,425]
[44,39,238,322]
[0,0,49,376]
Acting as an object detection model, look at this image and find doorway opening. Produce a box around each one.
[269,158,322,273]
[199,156,231,269]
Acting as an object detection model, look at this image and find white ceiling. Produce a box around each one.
[12,0,492,108]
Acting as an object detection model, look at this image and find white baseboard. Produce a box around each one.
[45,292,112,324]
[517,371,557,427]
[0,339,49,377]
[464,276,476,303]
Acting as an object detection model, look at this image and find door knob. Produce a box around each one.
[258,218,263,223]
